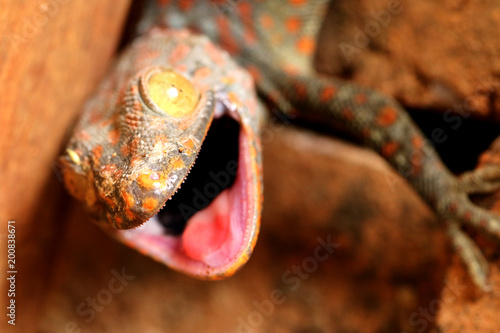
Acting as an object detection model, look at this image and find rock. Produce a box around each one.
[315,0,500,119]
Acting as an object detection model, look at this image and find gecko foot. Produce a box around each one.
[440,165,500,291]
[458,165,500,195]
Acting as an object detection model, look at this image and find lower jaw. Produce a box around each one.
[111,127,258,279]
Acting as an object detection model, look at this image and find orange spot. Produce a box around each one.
[125,209,136,222]
[411,152,423,175]
[114,216,123,228]
[76,130,90,142]
[89,111,103,124]
[216,16,239,54]
[178,0,193,11]
[382,141,399,158]
[412,136,423,149]
[320,86,336,102]
[130,84,138,95]
[108,128,120,145]
[143,197,158,211]
[172,156,185,170]
[122,191,135,208]
[342,108,354,120]
[137,172,162,190]
[221,76,236,85]
[296,36,315,55]
[169,44,190,64]
[183,137,195,150]
[180,137,198,155]
[376,106,398,126]
[288,0,307,5]
[121,138,138,157]
[204,43,224,65]
[238,1,252,16]
[228,91,242,108]
[194,67,211,80]
[260,14,274,29]
[237,2,256,44]
[92,145,103,162]
[176,64,188,73]
[93,145,103,159]
[102,195,115,209]
[294,82,307,98]
[285,17,301,33]
[101,164,117,175]
[355,93,367,104]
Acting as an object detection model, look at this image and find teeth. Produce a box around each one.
[214,99,225,118]
[142,117,208,224]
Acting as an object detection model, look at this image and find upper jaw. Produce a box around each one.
[101,70,217,230]
[106,100,262,278]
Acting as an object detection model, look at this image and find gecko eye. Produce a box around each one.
[141,69,200,117]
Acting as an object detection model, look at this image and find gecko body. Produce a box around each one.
[60,0,500,288]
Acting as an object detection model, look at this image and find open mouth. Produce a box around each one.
[114,102,259,279]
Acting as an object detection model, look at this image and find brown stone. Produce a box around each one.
[4,1,500,332]
[315,0,500,119]
[0,1,131,332]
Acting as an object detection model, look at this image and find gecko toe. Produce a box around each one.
[459,165,500,195]
[447,221,491,291]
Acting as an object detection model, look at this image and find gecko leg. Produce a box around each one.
[246,58,500,290]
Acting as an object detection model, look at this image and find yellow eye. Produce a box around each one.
[146,70,199,117]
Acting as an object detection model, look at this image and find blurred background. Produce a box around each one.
[2,1,500,332]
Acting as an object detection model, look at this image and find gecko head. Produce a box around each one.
[61,57,262,279]
[103,67,217,230]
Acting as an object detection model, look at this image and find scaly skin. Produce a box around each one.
[60,29,263,278]
[61,0,500,288]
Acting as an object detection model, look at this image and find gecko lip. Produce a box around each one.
[156,114,240,235]
[112,101,260,279]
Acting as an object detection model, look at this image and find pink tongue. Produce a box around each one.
[182,189,236,267]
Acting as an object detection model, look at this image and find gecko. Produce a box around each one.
[59,0,500,289]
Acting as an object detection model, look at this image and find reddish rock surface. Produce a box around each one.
[3,1,500,332]
[0,1,130,332]
[315,0,500,119]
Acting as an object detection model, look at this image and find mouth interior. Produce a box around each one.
[116,106,255,274]
[157,115,240,235]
